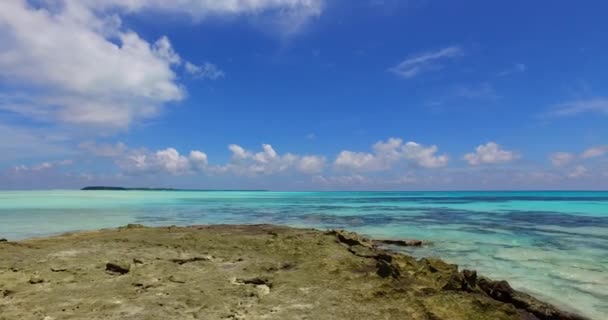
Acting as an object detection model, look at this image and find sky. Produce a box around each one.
[0,0,607,190]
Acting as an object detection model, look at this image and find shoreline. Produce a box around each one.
[0,224,589,320]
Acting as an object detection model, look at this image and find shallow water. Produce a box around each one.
[0,190,606,319]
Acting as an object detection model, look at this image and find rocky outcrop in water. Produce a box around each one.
[0,225,588,320]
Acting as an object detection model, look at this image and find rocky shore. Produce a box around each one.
[0,225,587,320]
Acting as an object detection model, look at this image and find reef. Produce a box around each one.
[0,225,587,320]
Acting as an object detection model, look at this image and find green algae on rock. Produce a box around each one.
[0,225,588,320]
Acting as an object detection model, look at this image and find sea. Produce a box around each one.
[0,190,606,319]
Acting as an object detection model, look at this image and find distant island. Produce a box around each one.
[81,186,268,191]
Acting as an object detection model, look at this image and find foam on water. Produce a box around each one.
[0,190,606,319]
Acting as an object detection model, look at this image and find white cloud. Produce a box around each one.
[82,0,324,36]
[0,0,321,131]
[547,98,608,117]
[549,152,575,167]
[118,147,208,175]
[335,138,448,171]
[80,0,324,20]
[220,144,325,175]
[464,142,519,165]
[388,46,463,79]
[185,62,225,80]
[12,159,73,174]
[581,145,608,159]
[568,165,588,178]
[0,1,184,130]
[297,155,326,174]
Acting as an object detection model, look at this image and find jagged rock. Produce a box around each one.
[477,277,588,320]
[420,258,458,274]
[374,239,427,247]
[105,262,130,275]
[376,259,400,279]
[348,244,376,258]
[328,230,373,248]
[118,224,145,230]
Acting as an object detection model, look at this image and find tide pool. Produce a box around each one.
[0,190,606,319]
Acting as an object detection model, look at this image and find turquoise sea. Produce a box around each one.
[0,190,606,319]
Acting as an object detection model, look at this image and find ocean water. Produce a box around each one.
[0,191,606,319]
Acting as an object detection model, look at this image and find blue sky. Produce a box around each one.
[1,0,607,190]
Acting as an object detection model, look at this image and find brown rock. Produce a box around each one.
[376,259,400,279]
[105,262,130,275]
[374,239,428,247]
[28,276,44,284]
[328,230,373,248]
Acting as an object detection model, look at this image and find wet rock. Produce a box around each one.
[477,277,588,320]
[328,230,373,248]
[374,239,428,247]
[105,261,130,275]
[441,269,480,292]
[462,269,478,292]
[118,224,145,230]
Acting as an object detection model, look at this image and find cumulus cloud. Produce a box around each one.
[581,145,608,159]
[388,46,463,79]
[463,142,519,165]
[0,0,321,131]
[220,144,325,175]
[117,147,208,176]
[0,1,184,130]
[335,138,448,171]
[549,152,575,167]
